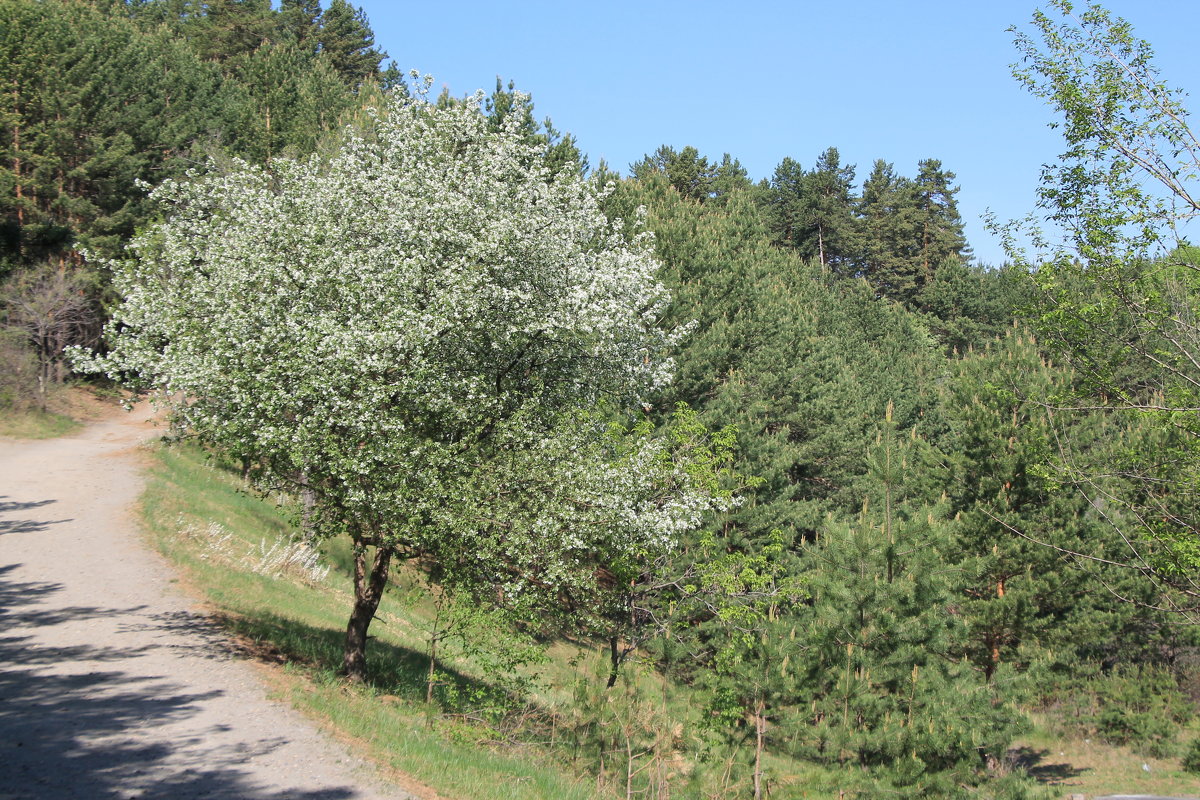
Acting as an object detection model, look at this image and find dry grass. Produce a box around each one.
[0,384,127,438]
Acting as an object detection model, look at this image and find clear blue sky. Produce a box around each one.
[354,0,1199,266]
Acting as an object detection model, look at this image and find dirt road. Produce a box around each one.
[0,405,414,800]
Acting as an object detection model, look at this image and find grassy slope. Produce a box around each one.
[140,444,598,800]
[139,442,1200,800]
[1010,718,1200,798]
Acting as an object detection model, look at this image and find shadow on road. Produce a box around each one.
[0,495,73,535]
[0,564,363,799]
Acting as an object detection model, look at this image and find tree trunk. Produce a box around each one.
[299,470,316,541]
[341,540,392,682]
[426,632,438,705]
[607,635,621,688]
[752,698,766,800]
[988,579,1006,680]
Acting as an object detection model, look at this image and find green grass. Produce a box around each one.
[0,407,82,438]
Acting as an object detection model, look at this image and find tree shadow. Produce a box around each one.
[0,565,373,799]
[1008,746,1090,783]
[0,495,72,535]
[216,607,518,715]
[0,496,59,513]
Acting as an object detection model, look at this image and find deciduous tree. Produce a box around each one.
[77,83,728,681]
[995,0,1200,603]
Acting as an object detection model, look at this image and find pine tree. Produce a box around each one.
[761,156,806,250]
[796,407,1025,797]
[858,159,921,299]
[235,40,352,163]
[917,260,1024,353]
[0,1,242,265]
[858,158,970,301]
[802,147,860,274]
[278,0,322,45]
[629,145,748,204]
[913,158,970,282]
[190,0,276,64]
[940,329,1200,679]
[317,0,386,86]
[484,78,587,177]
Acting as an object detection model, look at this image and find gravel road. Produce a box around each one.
[0,405,417,800]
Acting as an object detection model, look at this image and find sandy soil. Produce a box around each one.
[0,402,416,800]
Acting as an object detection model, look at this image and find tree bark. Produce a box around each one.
[607,635,621,688]
[341,540,392,682]
[753,698,766,800]
[298,470,316,541]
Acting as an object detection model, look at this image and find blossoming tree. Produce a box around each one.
[79,81,731,681]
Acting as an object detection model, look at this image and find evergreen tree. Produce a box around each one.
[0,0,242,265]
[484,78,587,177]
[760,156,806,251]
[234,40,352,163]
[804,147,860,274]
[629,145,749,204]
[190,0,276,63]
[796,407,1027,797]
[917,260,1023,353]
[858,158,970,301]
[859,159,921,299]
[278,0,322,45]
[317,0,386,85]
[913,158,970,281]
[938,329,1197,692]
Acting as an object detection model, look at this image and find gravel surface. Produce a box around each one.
[0,405,417,800]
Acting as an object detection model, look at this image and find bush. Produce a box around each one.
[1183,738,1200,774]
[1048,664,1194,758]
[0,328,38,411]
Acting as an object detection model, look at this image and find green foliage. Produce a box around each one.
[1182,737,1200,774]
[917,260,1024,353]
[859,158,970,301]
[1,1,230,264]
[315,0,388,85]
[759,148,861,275]
[1052,664,1193,758]
[0,0,385,272]
[629,145,751,204]
[792,409,1027,797]
[997,0,1200,600]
